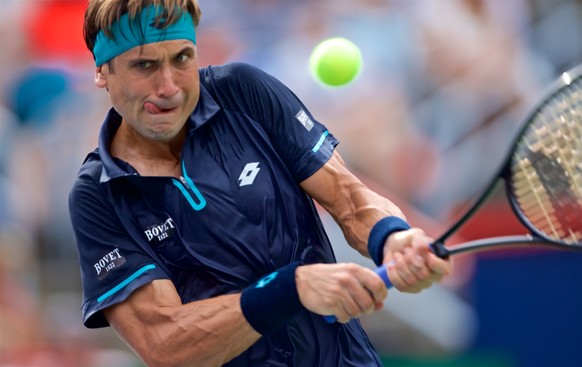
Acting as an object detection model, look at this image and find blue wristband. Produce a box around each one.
[368,216,411,266]
[240,262,305,335]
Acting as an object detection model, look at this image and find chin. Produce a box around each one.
[149,124,186,141]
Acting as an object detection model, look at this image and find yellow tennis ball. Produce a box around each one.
[310,37,362,87]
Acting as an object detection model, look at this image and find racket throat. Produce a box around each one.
[430,241,451,259]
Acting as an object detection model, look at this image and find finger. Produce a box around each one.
[334,269,371,318]
[355,269,388,314]
[403,247,432,284]
[408,233,449,286]
[325,291,352,323]
[392,251,422,288]
[426,253,453,278]
[335,303,351,324]
[374,301,384,311]
[385,261,403,288]
[359,267,388,301]
[338,291,362,320]
[345,291,370,317]
[345,272,383,317]
[409,231,433,256]
[386,258,421,292]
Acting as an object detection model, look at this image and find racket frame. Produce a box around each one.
[431,64,582,258]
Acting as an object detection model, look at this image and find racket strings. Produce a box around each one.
[511,77,582,245]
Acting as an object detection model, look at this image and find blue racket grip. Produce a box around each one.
[323,265,393,323]
[374,264,393,289]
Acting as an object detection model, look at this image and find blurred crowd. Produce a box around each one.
[1,0,580,366]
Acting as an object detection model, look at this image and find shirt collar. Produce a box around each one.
[96,82,221,183]
[189,81,221,132]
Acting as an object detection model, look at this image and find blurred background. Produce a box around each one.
[1,0,581,366]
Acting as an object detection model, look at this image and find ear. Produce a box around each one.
[95,66,108,88]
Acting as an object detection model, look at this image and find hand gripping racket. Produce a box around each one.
[324,63,582,323]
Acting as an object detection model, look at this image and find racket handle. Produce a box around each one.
[323,315,337,323]
[374,264,392,288]
[323,265,392,323]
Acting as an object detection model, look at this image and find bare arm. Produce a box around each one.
[300,151,452,292]
[103,279,260,367]
[105,267,388,364]
[300,150,405,256]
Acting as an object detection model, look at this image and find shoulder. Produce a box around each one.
[74,150,104,187]
[199,62,269,85]
[199,63,292,113]
[69,150,105,204]
[199,62,284,97]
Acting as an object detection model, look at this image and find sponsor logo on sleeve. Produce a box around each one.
[295,109,314,131]
[94,248,126,281]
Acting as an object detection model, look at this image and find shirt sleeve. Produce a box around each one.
[68,164,171,328]
[206,63,339,182]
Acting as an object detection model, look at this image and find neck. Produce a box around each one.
[110,120,186,177]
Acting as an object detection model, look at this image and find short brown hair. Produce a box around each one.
[84,0,202,55]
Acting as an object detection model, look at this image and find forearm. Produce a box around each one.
[106,289,260,367]
[301,151,406,257]
[154,294,259,367]
[330,183,406,256]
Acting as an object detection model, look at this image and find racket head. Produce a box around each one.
[505,64,582,248]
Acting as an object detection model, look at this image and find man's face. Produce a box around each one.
[96,40,200,142]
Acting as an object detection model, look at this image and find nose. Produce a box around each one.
[155,65,180,98]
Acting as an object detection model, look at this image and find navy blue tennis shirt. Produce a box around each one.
[69,63,383,366]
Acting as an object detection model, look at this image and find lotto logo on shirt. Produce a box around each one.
[143,217,176,244]
[94,248,126,280]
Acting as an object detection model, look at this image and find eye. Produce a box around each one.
[175,53,190,63]
[133,60,153,69]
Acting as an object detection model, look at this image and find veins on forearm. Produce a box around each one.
[339,185,406,256]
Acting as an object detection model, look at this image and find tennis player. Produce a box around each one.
[68,1,452,366]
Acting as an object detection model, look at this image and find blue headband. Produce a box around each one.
[93,5,196,66]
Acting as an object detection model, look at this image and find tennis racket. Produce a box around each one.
[324,63,582,323]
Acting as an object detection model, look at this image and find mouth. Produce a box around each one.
[144,101,177,115]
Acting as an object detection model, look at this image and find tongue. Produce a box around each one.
[144,102,163,114]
